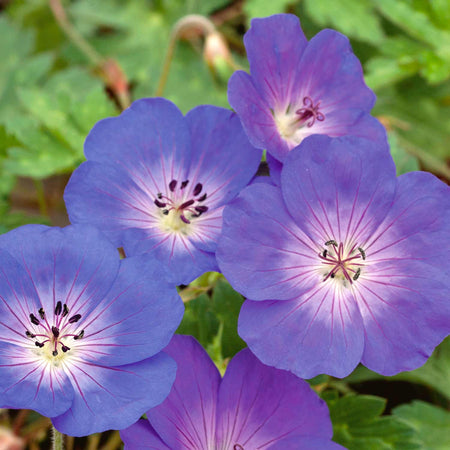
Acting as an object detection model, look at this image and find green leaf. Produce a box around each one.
[393,401,450,449]
[211,280,245,358]
[244,0,300,22]
[388,133,420,175]
[326,393,418,449]
[345,337,450,401]
[304,0,384,44]
[374,0,450,60]
[177,280,245,361]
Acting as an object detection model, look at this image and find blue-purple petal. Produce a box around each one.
[147,335,221,449]
[78,255,184,366]
[120,419,169,449]
[52,352,176,436]
[281,135,395,245]
[215,348,334,447]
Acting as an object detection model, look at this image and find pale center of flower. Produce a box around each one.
[154,178,208,235]
[274,96,325,147]
[26,301,84,366]
[319,240,366,287]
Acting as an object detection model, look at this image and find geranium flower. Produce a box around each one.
[228,14,386,180]
[0,224,183,436]
[64,98,262,285]
[217,135,450,378]
[120,335,344,449]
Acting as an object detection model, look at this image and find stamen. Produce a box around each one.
[180,180,189,189]
[74,330,84,340]
[180,214,190,224]
[25,330,36,338]
[194,205,208,214]
[52,350,58,357]
[61,345,70,352]
[353,268,361,281]
[193,183,203,196]
[35,341,44,348]
[162,210,169,215]
[325,240,338,247]
[38,307,45,320]
[358,247,366,260]
[157,193,163,199]
[55,301,62,316]
[197,193,207,202]
[296,96,325,127]
[62,304,69,317]
[234,445,244,450]
[154,199,167,208]
[180,199,195,209]
[51,326,60,338]
[169,179,177,192]
[322,249,328,258]
[68,314,82,324]
[30,314,40,326]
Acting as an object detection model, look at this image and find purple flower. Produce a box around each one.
[64,98,262,285]
[228,14,386,172]
[120,335,344,449]
[217,135,450,379]
[0,224,183,436]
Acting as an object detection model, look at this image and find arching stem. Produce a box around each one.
[52,426,64,450]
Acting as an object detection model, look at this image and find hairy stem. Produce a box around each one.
[52,426,64,450]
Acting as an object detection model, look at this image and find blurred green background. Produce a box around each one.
[0,1,449,449]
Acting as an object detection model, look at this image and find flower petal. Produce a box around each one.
[120,419,169,449]
[228,71,285,155]
[83,98,190,185]
[357,172,450,374]
[281,135,395,245]
[243,14,307,109]
[65,161,158,246]
[215,348,334,448]
[239,283,365,378]
[147,335,221,450]
[52,352,176,436]
[0,343,74,417]
[217,183,319,301]
[297,29,375,112]
[123,228,218,285]
[271,436,346,449]
[0,225,120,323]
[78,255,183,366]
[185,105,261,209]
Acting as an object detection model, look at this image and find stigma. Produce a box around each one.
[319,240,366,286]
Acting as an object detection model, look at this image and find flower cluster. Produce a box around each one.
[0,11,449,447]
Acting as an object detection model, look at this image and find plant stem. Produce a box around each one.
[155,15,216,96]
[52,426,64,450]
[33,179,48,218]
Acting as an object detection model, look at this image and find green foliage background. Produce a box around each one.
[0,0,449,448]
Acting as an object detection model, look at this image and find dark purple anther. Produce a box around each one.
[169,179,177,192]
[38,307,45,320]
[234,445,244,450]
[157,193,163,199]
[35,341,44,348]
[180,180,189,189]
[62,345,70,352]
[68,314,82,324]
[74,330,84,340]
[52,326,60,338]
[180,214,191,224]
[55,301,62,316]
[197,193,207,202]
[162,210,169,215]
[180,199,195,209]
[154,199,167,208]
[52,350,58,357]
[25,330,36,338]
[30,314,40,326]
[195,206,208,214]
[62,304,69,317]
[193,183,203,196]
